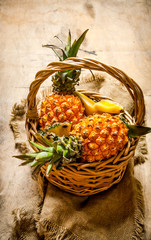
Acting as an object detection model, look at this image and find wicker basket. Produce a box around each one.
[25,57,145,196]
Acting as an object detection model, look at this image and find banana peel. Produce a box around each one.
[76,91,123,115]
[76,91,95,115]
[94,100,123,114]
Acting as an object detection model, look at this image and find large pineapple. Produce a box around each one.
[70,113,129,162]
[39,30,88,130]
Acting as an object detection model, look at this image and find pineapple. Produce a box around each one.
[39,30,88,130]
[40,94,84,130]
[14,134,82,176]
[70,113,129,162]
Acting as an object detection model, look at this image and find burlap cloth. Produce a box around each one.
[9,74,148,240]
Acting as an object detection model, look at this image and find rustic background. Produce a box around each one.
[0,0,151,239]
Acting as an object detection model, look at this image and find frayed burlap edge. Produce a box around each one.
[10,207,43,240]
[35,218,83,240]
[132,179,145,240]
[34,173,145,240]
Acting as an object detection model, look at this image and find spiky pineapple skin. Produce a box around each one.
[70,113,128,162]
[40,94,84,130]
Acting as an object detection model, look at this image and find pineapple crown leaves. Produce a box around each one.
[120,114,151,138]
[52,69,81,94]
[13,133,82,177]
[42,29,89,61]
[42,29,88,94]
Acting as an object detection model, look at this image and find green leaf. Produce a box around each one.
[46,163,53,176]
[42,44,67,61]
[27,153,38,157]
[31,160,39,167]
[126,124,151,137]
[19,159,34,166]
[35,133,50,146]
[13,153,37,160]
[32,162,44,176]
[68,29,89,57]
[54,35,63,44]
[63,149,69,158]
[35,133,53,146]
[65,30,71,56]
[30,141,54,152]
[56,145,64,154]
[35,151,53,161]
[30,159,49,168]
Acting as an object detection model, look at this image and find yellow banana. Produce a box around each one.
[94,100,123,114]
[76,91,123,115]
[75,91,95,115]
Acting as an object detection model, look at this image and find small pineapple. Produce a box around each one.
[14,134,82,176]
[39,30,88,130]
[70,113,129,162]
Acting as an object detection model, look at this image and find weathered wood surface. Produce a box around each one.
[0,0,151,239]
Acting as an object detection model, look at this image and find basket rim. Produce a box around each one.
[26,57,145,126]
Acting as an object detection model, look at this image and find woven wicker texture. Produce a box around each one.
[25,57,145,196]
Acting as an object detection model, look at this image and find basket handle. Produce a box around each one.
[26,57,145,125]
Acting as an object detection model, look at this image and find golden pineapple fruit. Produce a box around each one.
[40,94,84,130]
[70,113,128,162]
